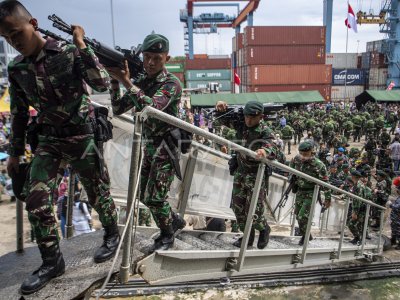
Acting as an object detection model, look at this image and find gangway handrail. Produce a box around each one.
[140,106,385,211]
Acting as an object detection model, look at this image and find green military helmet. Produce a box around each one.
[351,170,362,178]
[376,170,387,178]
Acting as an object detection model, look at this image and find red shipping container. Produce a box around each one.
[243,26,326,46]
[185,58,231,70]
[244,84,331,101]
[243,45,325,65]
[245,64,332,85]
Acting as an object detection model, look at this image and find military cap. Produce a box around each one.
[351,170,362,177]
[336,156,344,161]
[298,141,313,151]
[141,34,169,53]
[338,147,345,152]
[243,100,263,116]
[342,163,349,168]
[377,170,387,177]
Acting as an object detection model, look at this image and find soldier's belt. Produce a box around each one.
[40,123,94,138]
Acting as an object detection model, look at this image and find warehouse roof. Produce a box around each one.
[355,90,400,109]
[190,90,325,106]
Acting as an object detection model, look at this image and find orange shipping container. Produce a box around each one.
[246,65,332,85]
[244,84,331,101]
[243,45,325,65]
[243,26,326,46]
[185,58,231,70]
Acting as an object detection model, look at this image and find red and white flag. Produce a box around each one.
[387,81,395,91]
[345,3,358,33]
[233,68,241,93]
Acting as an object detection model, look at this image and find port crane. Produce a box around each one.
[180,0,260,59]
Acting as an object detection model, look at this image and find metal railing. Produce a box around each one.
[117,106,386,280]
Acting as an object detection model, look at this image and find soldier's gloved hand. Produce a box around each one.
[7,156,19,176]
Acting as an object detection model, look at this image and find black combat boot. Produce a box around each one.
[20,244,65,295]
[94,222,120,263]
[299,234,313,246]
[149,213,186,253]
[233,228,255,248]
[350,237,361,245]
[171,211,186,233]
[257,223,271,249]
[391,235,397,246]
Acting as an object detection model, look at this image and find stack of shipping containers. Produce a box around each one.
[362,39,388,90]
[165,59,185,87]
[327,53,366,102]
[185,55,231,92]
[233,26,332,101]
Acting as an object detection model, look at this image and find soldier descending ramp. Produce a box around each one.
[0,105,386,299]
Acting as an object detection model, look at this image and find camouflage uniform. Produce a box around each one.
[348,181,371,242]
[110,68,182,230]
[229,123,277,233]
[290,155,331,236]
[8,38,117,247]
[281,124,294,154]
[371,176,388,227]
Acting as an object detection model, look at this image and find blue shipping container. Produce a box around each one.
[332,69,365,86]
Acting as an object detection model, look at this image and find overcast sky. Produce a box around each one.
[21,0,384,57]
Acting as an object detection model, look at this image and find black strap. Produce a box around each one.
[40,123,94,138]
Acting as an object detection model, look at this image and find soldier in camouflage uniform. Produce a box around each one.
[0,1,120,294]
[290,141,331,245]
[348,170,371,245]
[108,34,186,252]
[343,119,353,140]
[352,114,362,142]
[371,170,389,228]
[281,124,294,154]
[363,135,377,167]
[215,100,277,249]
[390,180,400,249]
[379,128,391,148]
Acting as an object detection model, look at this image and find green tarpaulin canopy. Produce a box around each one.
[190,91,325,106]
[355,90,400,109]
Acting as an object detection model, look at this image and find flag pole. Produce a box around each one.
[344,0,349,104]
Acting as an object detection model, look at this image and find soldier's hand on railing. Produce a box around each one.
[351,212,358,221]
[255,149,267,160]
[215,101,227,112]
[221,145,228,154]
[323,200,331,209]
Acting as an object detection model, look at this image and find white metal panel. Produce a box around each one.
[331,85,364,101]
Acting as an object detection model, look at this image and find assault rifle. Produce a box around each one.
[38,14,144,81]
[272,175,297,215]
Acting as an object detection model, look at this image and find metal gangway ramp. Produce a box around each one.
[105,106,386,287]
[0,103,386,299]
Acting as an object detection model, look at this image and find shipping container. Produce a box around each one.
[357,55,362,69]
[185,58,231,70]
[331,86,364,101]
[171,72,185,85]
[165,63,184,73]
[368,68,388,86]
[361,52,371,69]
[366,39,387,53]
[243,26,325,46]
[332,69,366,86]
[185,69,231,81]
[245,64,332,85]
[243,45,325,65]
[208,55,230,59]
[193,54,208,59]
[326,53,358,68]
[244,84,331,101]
[368,85,386,90]
[186,80,231,91]
[370,51,387,67]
